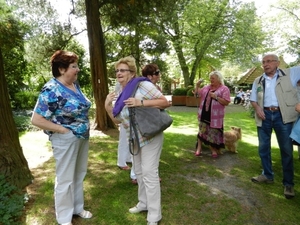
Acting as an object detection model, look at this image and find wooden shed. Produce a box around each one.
[237,56,288,85]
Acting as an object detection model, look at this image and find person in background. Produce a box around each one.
[31,50,92,225]
[116,125,132,170]
[250,53,300,199]
[105,56,169,225]
[142,63,162,91]
[115,81,137,184]
[115,82,133,171]
[194,71,231,158]
[233,88,244,104]
[141,63,163,183]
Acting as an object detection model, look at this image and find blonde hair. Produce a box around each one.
[209,71,224,85]
[115,56,137,76]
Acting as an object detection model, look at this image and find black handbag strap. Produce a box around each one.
[128,81,142,155]
[129,107,141,155]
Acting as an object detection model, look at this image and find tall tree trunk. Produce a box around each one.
[0,48,33,189]
[171,20,190,87]
[85,0,116,130]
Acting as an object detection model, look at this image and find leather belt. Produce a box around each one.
[264,107,280,111]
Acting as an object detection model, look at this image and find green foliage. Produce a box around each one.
[13,114,35,132]
[172,87,187,96]
[186,88,195,96]
[13,91,38,110]
[0,174,26,225]
[160,73,172,94]
[157,0,267,86]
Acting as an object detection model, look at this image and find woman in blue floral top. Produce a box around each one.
[31,50,92,225]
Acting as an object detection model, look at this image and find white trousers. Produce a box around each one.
[118,124,136,179]
[117,124,132,167]
[133,132,163,223]
[50,131,89,224]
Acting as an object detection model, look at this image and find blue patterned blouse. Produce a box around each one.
[34,78,91,139]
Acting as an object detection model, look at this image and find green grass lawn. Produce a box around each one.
[23,109,300,225]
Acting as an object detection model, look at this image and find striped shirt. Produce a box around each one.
[116,81,163,147]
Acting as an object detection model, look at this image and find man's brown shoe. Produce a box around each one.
[284,186,295,199]
[251,174,274,184]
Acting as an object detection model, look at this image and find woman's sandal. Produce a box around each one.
[118,166,131,170]
[76,210,93,219]
[212,153,218,158]
[194,151,201,156]
[131,179,138,184]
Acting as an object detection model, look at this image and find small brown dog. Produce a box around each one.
[224,126,242,153]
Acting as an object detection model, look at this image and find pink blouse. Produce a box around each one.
[197,85,231,128]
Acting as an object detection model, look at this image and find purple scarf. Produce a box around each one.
[112,77,151,117]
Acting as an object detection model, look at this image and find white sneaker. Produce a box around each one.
[129,206,147,214]
[147,222,158,225]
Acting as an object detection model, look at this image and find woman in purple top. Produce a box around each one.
[194,71,231,158]
[105,56,169,225]
[31,50,92,225]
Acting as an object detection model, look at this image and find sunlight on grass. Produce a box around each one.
[20,130,52,169]
[166,126,198,135]
[23,108,300,225]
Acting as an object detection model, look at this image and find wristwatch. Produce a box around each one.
[141,99,144,106]
[215,96,218,101]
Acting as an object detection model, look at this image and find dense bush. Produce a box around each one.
[13,112,36,132]
[12,91,38,110]
[0,175,27,225]
[186,88,195,96]
[172,87,188,96]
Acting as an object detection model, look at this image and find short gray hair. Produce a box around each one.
[262,53,279,61]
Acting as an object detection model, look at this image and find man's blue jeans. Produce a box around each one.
[257,110,294,186]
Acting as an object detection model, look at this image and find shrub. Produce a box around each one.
[172,88,188,96]
[186,88,195,96]
[13,91,38,110]
[0,175,26,225]
[13,114,36,132]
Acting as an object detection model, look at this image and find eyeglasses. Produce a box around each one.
[262,60,278,65]
[69,65,79,69]
[115,69,132,73]
[153,70,160,75]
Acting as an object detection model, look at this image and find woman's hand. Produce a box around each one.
[124,97,142,107]
[59,126,70,134]
[124,96,169,109]
[209,91,217,99]
[105,92,116,107]
[105,92,121,124]
[196,78,203,88]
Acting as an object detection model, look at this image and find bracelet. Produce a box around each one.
[141,99,144,106]
[215,96,218,101]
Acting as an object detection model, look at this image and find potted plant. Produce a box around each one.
[186,88,199,107]
[171,88,187,106]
